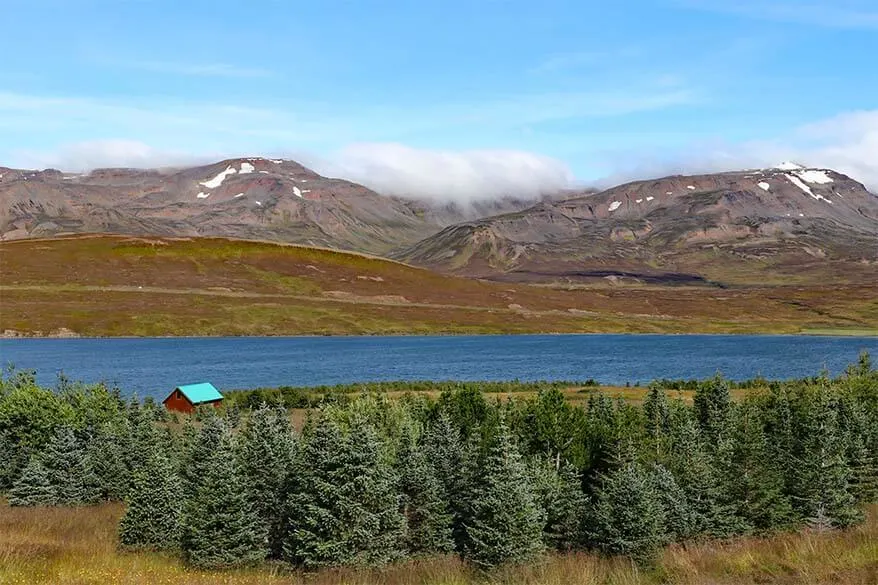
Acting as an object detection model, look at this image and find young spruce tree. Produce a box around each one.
[38,426,100,506]
[791,392,863,530]
[236,405,296,558]
[86,423,132,501]
[463,418,544,568]
[529,459,587,551]
[180,418,268,568]
[118,430,183,551]
[587,453,666,564]
[396,421,455,555]
[725,402,795,533]
[283,416,405,568]
[423,410,472,552]
[8,455,55,506]
[647,462,696,544]
[666,408,741,538]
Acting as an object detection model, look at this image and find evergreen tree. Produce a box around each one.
[180,418,268,569]
[179,415,225,495]
[837,394,878,504]
[118,435,182,551]
[86,423,132,501]
[422,411,473,551]
[761,385,798,498]
[647,463,695,543]
[582,393,623,493]
[283,416,405,568]
[587,456,666,564]
[725,403,795,533]
[236,405,296,558]
[514,388,587,469]
[643,384,671,442]
[463,418,544,568]
[8,456,55,506]
[530,459,587,551]
[666,408,741,538]
[694,374,734,449]
[436,386,489,439]
[0,431,26,491]
[791,393,863,529]
[39,426,100,506]
[396,422,455,555]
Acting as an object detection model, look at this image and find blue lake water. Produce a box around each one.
[0,335,876,400]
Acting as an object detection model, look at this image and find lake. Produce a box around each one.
[1,334,876,400]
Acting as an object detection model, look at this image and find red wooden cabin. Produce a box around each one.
[163,382,224,414]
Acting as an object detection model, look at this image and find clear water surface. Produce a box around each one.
[1,335,876,400]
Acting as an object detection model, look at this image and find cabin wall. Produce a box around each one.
[163,391,194,414]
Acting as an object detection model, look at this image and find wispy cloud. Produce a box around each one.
[0,81,699,151]
[675,0,878,29]
[596,109,878,192]
[12,140,215,171]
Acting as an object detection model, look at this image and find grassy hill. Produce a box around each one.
[1,234,876,336]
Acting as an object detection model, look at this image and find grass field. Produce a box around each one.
[2,235,877,337]
[1,501,875,585]
[223,380,762,413]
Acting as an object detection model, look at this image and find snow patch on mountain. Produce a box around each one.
[608,201,622,212]
[758,182,770,191]
[239,162,255,174]
[786,174,832,203]
[200,165,237,189]
[796,170,833,184]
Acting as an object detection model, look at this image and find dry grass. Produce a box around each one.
[1,502,875,585]
[1,235,877,337]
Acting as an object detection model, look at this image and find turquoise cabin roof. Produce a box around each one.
[175,382,223,404]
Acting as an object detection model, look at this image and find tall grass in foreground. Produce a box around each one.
[1,502,875,585]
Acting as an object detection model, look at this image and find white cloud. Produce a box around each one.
[11,140,214,172]
[597,110,878,193]
[9,140,574,204]
[311,144,574,204]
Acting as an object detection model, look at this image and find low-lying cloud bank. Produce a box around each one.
[12,141,575,204]
[309,144,575,204]
[12,140,215,172]
[8,110,878,199]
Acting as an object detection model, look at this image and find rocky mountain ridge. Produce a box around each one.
[0,158,549,254]
[3,158,877,286]
[395,163,878,285]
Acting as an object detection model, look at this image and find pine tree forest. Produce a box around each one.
[1,354,877,571]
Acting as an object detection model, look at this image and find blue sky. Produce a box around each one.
[2,0,877,195]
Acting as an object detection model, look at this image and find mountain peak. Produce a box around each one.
[774,161,806,171]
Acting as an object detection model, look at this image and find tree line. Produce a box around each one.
[0,354,876,570]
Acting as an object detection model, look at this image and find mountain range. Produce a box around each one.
[0,158,549,256]
[2,157,877,286]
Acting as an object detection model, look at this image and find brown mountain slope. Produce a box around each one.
[1,235,876,336]
[396,165,878,286]
[0,158,544,255]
